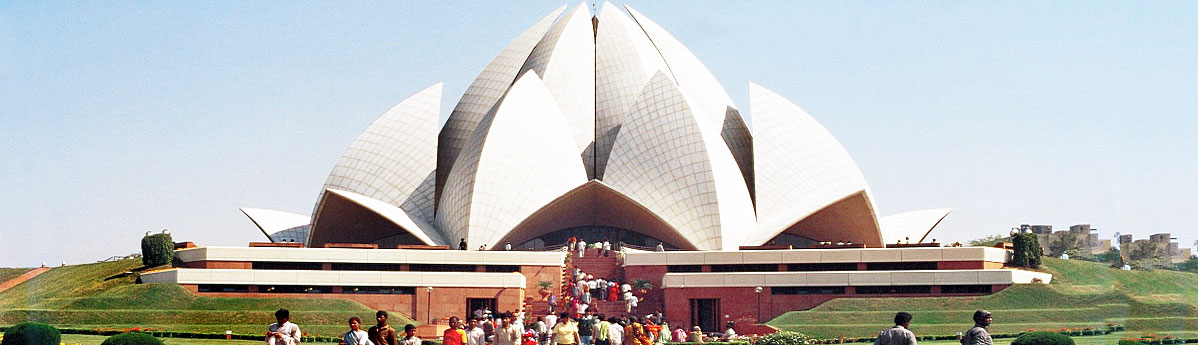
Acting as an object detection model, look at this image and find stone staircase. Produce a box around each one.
[539,248,632,318]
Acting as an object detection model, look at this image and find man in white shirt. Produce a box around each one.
[467,318,487,345]
[586,279,599,302]
[602,241,611,257]
[266,309,302,345]
[577,240,587,257]
[606,317,623,345]
[545,313,559,345]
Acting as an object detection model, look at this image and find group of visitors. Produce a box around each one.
[562,268,639,316]
[872,310,994,345]
[565,237,615,258]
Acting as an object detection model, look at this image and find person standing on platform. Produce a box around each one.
[577,239,587,257]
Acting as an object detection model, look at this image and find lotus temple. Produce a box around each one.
[142,3,1051,332]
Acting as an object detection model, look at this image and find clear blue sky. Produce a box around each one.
[1,1,1194,267]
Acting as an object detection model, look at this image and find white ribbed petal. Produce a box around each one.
[604,72,756,250]
[747,82,878,246]
[437,72,589,249]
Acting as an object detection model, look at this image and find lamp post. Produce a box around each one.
[426,286,434,323]
[754,286,763,321]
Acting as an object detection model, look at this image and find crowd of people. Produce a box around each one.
[556,237,645,317]
[266,307,997,345]
[436,310,705,345]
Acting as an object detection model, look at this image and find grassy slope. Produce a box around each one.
[0,268,34,286]
[0,259,409,337]
[767,258,1198,338]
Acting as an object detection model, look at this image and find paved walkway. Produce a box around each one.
[0,267,51,293]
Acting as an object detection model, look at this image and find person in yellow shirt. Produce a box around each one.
[552,313,581,345]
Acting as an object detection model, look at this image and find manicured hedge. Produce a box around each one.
[758,331,812,345]
[101,332,164,345]
[140,233,173,267]
[1012,232,1043,268]
[0,322,61,345]
[1012,331,1074,345]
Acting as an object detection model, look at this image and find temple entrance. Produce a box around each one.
[514,226,679,250]
[466,298,496,319]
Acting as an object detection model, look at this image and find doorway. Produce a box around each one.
[690,298,720,333]
[467,298,497,319]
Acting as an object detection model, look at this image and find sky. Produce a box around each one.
[1,1,1195,267]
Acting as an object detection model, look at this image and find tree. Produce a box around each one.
[1093,249,1121,263]
[141,232,174,267]
[1047,232,1082,257]
[1011,233,1042,268]
[1127,241,1163,261]
[1176,257,1198,273]
[969,234,1008,247]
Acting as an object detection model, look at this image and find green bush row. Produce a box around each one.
[806,326,1122,344]
[1118,339,1198,345]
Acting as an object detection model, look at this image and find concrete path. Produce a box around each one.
[0,267,51,293]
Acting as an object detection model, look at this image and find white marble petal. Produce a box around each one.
[436,72,589,249]
[437,6,566,203]
[746,82,878,246]
[880,208,953,245]
[604,72,756,250]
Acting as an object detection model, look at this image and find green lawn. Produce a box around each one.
[0,259,408,336]
[767,258,1198,338]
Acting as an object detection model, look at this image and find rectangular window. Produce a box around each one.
[409,264,478,272]
[341,286,416,294]
[197,284,249,293]
[709,264,780,272]
[259,285,332,294]
[855,286,932,294]
[865,262,938,270]
[770,286,846,295]
[667,265,703,272]
[484,265,521,273]
[252,262,324,270]
[941,285,993,294]
[331,263,404,271]
[786,263,858,271]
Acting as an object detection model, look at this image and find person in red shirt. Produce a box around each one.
[444,316,467,345]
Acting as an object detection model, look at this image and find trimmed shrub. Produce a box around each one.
[758,331,812,345]
[141,233,174,267]
[1012,233,1043,268]
[0,322,61,345]
[101,332,164,345]
[1012,331,1074,345]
